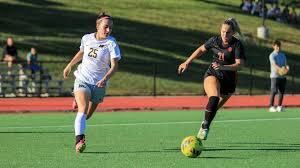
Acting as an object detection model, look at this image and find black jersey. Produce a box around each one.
[203,36,245,94]
[2,45,18,60]
[204,36,245,79]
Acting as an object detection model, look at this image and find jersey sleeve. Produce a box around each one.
[79,36,85,51]
[2,45,7,57]
[234,41,246,60]
[204,37,216,50]
[108,40,121,61]
[1,46,5,60]
[269,52,276,64]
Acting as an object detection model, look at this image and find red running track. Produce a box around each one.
[0,95,299,113]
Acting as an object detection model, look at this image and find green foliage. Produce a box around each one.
[281,0,300,6]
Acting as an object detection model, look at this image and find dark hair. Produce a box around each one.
[96,12,112,24]
[273,40,281,47]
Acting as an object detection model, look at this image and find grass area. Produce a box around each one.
[0,108,299,167]
[0,0,300,95]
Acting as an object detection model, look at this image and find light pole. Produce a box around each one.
[262,0,266,26]
[257,0,269,39]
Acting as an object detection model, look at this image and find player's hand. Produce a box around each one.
[96,78,107,88]
[63,66,71,79]
[178,62,189,74]
[212,62,222,70]
[286,65,290,71]
[278,65,289,76]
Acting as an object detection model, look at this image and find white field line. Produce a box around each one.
[0,117,300,129]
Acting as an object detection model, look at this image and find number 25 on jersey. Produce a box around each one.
[88,48,98,58]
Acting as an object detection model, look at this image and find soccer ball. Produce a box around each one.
[181,136,203,158]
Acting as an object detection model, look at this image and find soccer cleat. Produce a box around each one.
[276,106,284,112]
[72,99,78,110]
[197,122,209,140]
[269,106,277,112]
[75,139,86,153]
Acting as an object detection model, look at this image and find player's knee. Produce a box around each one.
[206,96,220,112]
[278,90,285,95]
[271,90,277,95]
[77,105,88,113]
[86,114,91,120]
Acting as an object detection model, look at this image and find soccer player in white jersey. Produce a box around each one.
[63,12,121,153]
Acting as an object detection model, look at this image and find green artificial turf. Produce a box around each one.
[0,108,299,168]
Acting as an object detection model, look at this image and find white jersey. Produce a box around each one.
[74,33,121,85]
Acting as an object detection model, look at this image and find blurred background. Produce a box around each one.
[0,0,299,97]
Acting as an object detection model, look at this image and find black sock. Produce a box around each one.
[75,134,85,145]
[203,96,220,129]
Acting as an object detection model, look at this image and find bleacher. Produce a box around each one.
[0,62,64,97]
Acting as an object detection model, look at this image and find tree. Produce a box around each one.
[281,0,300,7]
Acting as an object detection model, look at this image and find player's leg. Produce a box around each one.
[269,78,277,112]
[73,79,91,153]
[4,55,13,67]
[217,94,232,110]
[70,91,78,110]
[277,78,287,112]
[86,102,99,120]
[74,90,90,153]
[86,86,106,120]
[72,99,78,110]
[3,55,14,74]
[197,76,220,140]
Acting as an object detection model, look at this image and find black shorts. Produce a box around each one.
[271,78,286,93]
[204,70,237,95]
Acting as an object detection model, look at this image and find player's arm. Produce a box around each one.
[216,58,245,71]
[178,44,207,74]
[2,46,6,58]
[269,54,282,71]
[271,56,289,74]
[284,55,289,71]
[104,58,119,81]
[214,41,245,71]
[3,47,12,58]
[63,50,84,79]
[272,62,281,71]
[96,58,119,88]
[26,53,31,65]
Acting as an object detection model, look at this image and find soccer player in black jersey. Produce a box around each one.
[178,18,246,140]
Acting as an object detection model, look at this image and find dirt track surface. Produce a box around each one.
[0,95,299,113]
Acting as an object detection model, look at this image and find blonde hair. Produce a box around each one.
[223,18,244,41]
[96,12,112,25]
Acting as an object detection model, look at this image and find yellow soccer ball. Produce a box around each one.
[181,136,203,158]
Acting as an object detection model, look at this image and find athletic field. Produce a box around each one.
[0,108,299,168]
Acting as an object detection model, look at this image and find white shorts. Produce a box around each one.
[73,78,106,104]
